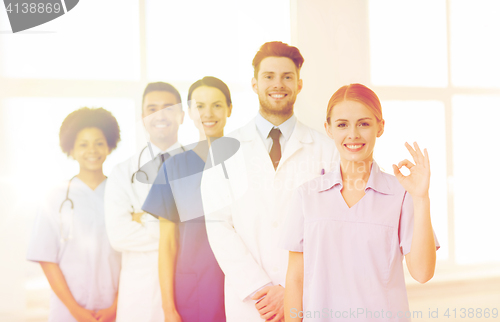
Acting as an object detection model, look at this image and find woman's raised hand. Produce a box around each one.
[392,142,430,199]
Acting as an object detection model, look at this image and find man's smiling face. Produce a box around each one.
[142,91,184,146]
[252,56,303,117]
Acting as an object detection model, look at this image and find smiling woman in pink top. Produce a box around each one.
[281,83,440,322]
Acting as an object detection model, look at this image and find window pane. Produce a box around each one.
[0,0,140,81]
[368,0,448,87]
[1,98,136,195]
[450,0,500,88]
[453,95,500,264]
[374,101,448,260]
[145,0,291,84]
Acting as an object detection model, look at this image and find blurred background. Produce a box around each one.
[0,0,498,321]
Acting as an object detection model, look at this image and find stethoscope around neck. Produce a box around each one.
[58,176,76,243]
[130,142,185,183]
[59,175,107,243]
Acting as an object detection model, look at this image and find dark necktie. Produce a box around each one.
[157,152,170,171]
[269,128,281,170]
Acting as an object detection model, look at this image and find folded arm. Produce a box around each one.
[104,168,159,253]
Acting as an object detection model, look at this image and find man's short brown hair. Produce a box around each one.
[252,41,304,78]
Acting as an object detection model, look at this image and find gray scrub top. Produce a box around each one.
[27,178,121,322]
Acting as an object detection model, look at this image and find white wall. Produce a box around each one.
[293,0,371,133]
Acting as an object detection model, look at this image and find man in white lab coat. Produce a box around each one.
[201,42,339,321]
[104,82,185,322]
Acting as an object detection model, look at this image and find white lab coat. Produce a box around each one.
[201,118,339,321]
[105,144,181,322]
[27,178,121,322]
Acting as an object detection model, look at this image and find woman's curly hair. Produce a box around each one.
[59,107,121,156]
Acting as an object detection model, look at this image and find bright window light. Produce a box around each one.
[145,0,291,84]
[374,100,448,260]
[453,95,500,264]
[450,0,500,88]
[368,0,448,87]
[0,0,140,80]
[2,97,136,202]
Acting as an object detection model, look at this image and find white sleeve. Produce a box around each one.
[279,187,305,252]
[104,166,159,253]
[201,164,272,301]
[246,282,274,301]
[26,191,61,263]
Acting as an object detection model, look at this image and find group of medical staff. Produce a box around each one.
[27,41,439,322]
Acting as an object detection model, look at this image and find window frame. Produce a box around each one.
[369,0,500,270]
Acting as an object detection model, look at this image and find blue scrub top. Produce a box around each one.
[142,149,225,322]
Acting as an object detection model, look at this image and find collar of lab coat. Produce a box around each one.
[140,141,183,167]
[240,117,313,144]
[255,112,296,142]
[239,117,313,171]
[151,141,183,156]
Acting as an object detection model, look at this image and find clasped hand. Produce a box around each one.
[252,285,285,322]
[71,306,115,322]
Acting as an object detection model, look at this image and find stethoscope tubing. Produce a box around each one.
[131,143,185,183]
[59,176,76,243]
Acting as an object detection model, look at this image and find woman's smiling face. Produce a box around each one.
[189,86,232,138]
[70,127,110,171]
[325,100,384,164]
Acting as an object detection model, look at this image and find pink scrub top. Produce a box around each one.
[280,161,439,322]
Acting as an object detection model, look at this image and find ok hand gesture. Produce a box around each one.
[392,142,430,199]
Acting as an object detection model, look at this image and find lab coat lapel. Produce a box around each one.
[239,118,276,173]
[277,120,312,171]
[130,151,153,211]
[238,118,258,143]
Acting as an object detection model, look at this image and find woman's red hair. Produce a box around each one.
[326,84,383,124]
